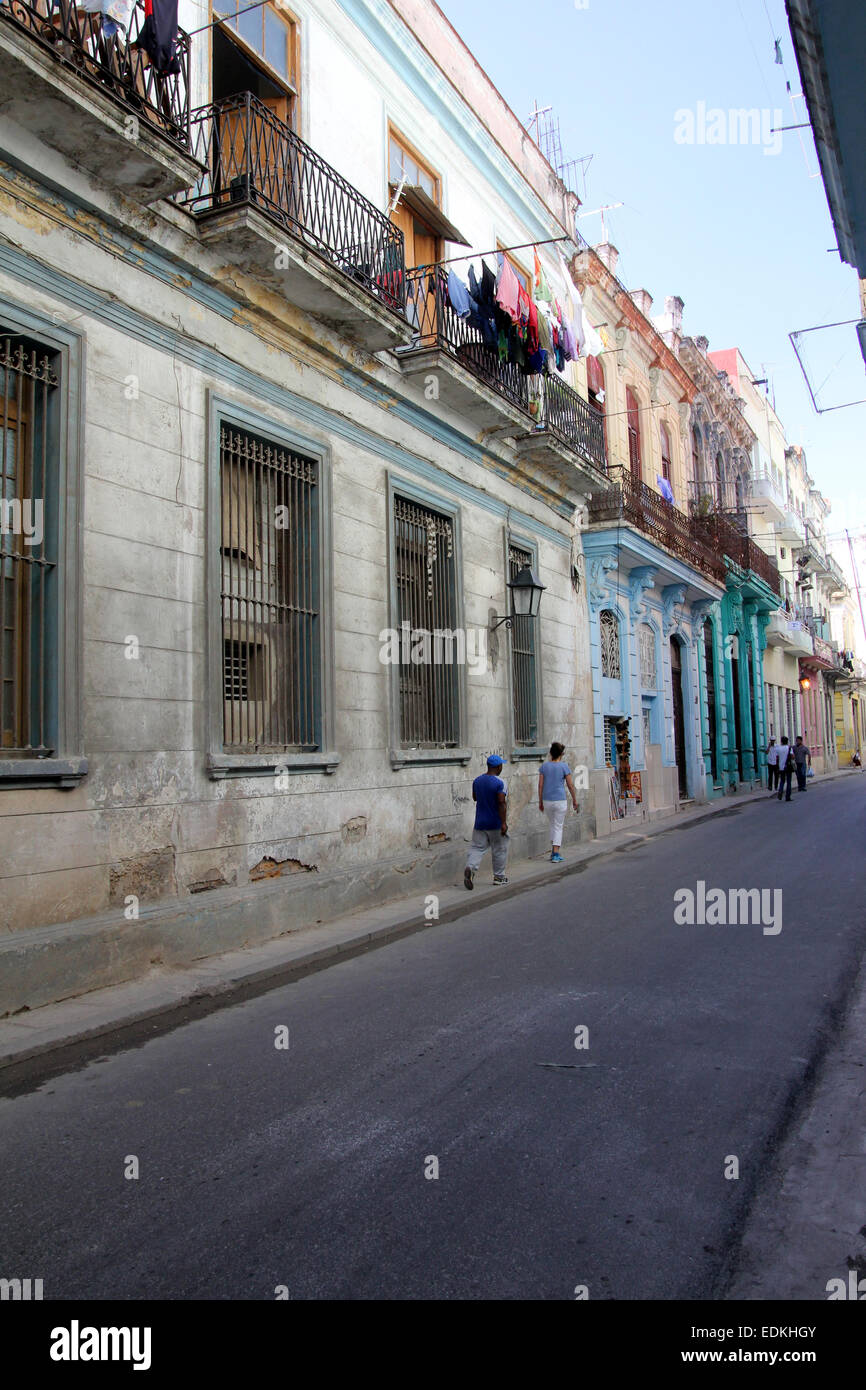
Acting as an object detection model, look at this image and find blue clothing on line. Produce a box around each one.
[447,270,471,319]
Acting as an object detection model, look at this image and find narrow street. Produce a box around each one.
[1,777,862,1301]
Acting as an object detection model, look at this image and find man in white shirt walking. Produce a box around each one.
[766,736,780,794]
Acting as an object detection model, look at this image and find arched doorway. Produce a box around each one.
[670,637,688,799]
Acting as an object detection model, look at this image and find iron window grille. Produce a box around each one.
[603,714,618,766]
[1,335,58,758]
[393,495,459,748]
[509,543,538,746]
[638,623,657,690]
[219,423,319,753]
[600,608,621,680]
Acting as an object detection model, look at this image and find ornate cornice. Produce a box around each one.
[569,249,696,401]
[680,339,756,453]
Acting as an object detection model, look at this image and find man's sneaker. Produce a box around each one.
[551,853,563,863]
[493,875,508,885]
[464,867,475,891]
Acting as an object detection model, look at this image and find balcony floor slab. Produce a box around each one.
[512,428,607,498]
[0,21,200,200]
[397,344,531,432]
[195,202,412,352]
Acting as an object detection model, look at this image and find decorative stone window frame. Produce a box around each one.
[0,299,86,790]
[386,472,470,770]
[205,392,338,780]
[504,528,546,762]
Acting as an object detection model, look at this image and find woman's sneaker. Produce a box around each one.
[464,867,475,891]
[493,875,508,885]
[551,853,563,863]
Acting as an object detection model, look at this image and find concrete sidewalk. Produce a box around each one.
[1,767,858,1079]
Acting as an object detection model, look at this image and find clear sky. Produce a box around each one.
[437,0,866,546]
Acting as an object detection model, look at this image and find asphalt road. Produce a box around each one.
[2,777,864,1301]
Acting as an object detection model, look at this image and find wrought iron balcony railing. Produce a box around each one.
[0,0,191,150]
[540,372,607,474]
[587,466,728,586]
[692,512,781,593]
[404,265,607,473]
[686,479,749,531]
[405,264,530,412]
[175,92,406,314]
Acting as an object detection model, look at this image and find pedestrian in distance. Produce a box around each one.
[793,735,811,791]
[766,735,780,793]
[464,755,508,890]
[777,735,795,802]
[538,741,580,863]
[853,750,862,769]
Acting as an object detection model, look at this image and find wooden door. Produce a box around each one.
[671,638,688,798]
[391,204,441,337]
[217,93,294,217]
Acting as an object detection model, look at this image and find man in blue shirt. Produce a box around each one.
[464,755,508,889]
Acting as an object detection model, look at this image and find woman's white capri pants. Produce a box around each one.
[545,799,567,846]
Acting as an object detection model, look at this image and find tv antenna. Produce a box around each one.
[577,201,624,243]
[527,103,594,201]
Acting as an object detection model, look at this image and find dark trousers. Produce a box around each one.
[768,763,779,791]
[796,763,808,791]
[777,765,793,800]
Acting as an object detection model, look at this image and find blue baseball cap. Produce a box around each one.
[486,754,505,767]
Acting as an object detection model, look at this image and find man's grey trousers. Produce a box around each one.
[466,827,508,877]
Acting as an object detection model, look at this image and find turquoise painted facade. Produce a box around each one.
[697,568,778,796]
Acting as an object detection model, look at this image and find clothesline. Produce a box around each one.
[186,0,271,38]
[414,235,571,271]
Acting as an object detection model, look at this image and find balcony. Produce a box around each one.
[0,0,199,199]
[692,512,781,594]
[825,553,848,593]
[512,373,608,485]
[749,470,787,523]
[776,508,806,546]
[687,478,748,524]
[587,466,727,586]
[398,266,607,486]
[174,93,411,352]
[786,621,815,657]
[765,609,795,647]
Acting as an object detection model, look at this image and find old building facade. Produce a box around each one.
[0,0,612,1009]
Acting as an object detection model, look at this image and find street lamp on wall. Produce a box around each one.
[490,565,547,631]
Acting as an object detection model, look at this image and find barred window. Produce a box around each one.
[600,608,621,679]
[1,336,58,757]
[642,705,652,750]
[604,714,618,766]
[638,623,657,689]
[509,542,538,746]
[220,423,319,752]
[394,495,458,747]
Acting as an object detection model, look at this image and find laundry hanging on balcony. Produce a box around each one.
[132,0,180,74]
[80,0,134,40]
[534,248,553,304]
[657,475,676,505]
[443,253,582,380]
[494,254,521,324]
[446,269,471,319]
